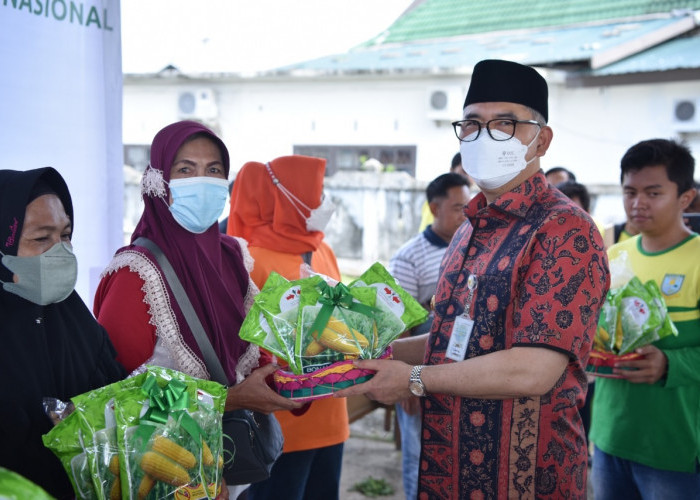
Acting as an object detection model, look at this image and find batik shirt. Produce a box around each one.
[420,172,609,499]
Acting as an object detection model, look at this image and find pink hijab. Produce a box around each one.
[125,121,249,384]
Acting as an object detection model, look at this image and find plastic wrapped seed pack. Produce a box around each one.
[43,366,226,499]
[239,262,428,401]
[587,251,678,377]
[113,366,226,500]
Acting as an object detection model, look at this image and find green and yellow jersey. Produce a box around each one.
[591,233,700,473]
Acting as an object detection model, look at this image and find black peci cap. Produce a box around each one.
[464,59,548,122]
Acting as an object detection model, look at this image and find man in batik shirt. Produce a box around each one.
[337,59,610,499]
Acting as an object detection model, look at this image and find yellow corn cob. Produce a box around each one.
[593,335,606,351]
[218,455,224,469]
[326,317,355,337]
[615,319,623,351]
[201,440,214,467]
[304,339,327,356]
[137,474,156,500]
[109,478,121,500]
[372,322,378,349]
[140,451,191,486]
[108,454,120,476]
[315,317,369,354]
[151,435,196,469]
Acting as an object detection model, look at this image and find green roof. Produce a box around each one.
[372,0,700,44]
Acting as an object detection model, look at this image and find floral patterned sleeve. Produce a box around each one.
[512,209,610,359]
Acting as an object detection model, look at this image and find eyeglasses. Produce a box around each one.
[452,118,542,142]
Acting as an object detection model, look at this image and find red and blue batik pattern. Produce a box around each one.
[418,172,609,500]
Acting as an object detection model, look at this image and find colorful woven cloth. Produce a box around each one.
[274,347,392,402]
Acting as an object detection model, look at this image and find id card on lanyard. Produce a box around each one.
[445,273,477,361]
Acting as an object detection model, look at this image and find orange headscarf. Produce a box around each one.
[226,155,347,454]
[227,155,326,254]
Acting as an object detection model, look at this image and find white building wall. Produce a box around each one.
[547,79,700,185]
[124,74,700,184]
[123,76,466,180]
[217,76,463,179]
[123,72,700,238]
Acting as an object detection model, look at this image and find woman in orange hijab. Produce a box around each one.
[227,156,347,500]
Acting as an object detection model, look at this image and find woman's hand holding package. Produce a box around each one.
[225,363,302,413]
[615,344,668,384]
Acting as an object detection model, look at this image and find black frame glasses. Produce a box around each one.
[452,118,542,142]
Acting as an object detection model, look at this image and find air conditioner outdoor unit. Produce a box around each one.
[426,87,463,121]
[178,88,218,120]
[671,98,700,131]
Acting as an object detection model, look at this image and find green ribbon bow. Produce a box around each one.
[137,374,204,449]
[308,281,379,354]
[141,375,188,423]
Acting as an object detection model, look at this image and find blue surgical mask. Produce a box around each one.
[168,177,229,233]
[0,241,78,305]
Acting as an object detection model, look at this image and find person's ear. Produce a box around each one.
[534,125,553,157]
[679,187,697,211]
[428,200,440,217]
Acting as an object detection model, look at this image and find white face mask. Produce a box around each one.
[460,129,540,190]
[264,163,336,232]
[306,194,336,232]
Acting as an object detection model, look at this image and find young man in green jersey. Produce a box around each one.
[590,138,700,498]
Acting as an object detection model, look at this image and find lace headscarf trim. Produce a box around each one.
[101,250,209,380]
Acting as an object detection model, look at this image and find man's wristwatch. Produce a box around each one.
[409,365,427,397]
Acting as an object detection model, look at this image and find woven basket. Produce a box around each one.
[586,349,642,378]
[274,347,392,402]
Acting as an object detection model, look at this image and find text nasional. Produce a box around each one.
[3,0,114,30]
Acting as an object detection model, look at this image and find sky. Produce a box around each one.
[121,0,415,75]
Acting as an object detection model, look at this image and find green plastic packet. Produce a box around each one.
[295,280,378,374]
[70,374,146,500]
[349,261,429,349]
[252,274,326,373]
[595,293,618,352]
[239,272,297,370]
[41,410,96,500]
[614,276,678,354]
[113,366,226,500]
[0,467,55,500]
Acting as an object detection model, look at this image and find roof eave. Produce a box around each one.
[590,14,698,68]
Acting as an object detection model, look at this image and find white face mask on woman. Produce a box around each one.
[0,241,77,305]
[305,194,336,232]
[264,163,336,232]
[460,129,540,190]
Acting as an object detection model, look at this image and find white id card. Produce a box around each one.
[445,315,474,361]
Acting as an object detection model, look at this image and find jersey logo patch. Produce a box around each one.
[661,274,684,296]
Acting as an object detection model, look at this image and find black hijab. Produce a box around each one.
[0,167,125,499]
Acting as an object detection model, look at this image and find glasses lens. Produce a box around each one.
[456,120,481,142]
[487,119,517,140]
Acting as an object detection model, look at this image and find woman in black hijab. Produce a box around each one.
[0,167,125,499]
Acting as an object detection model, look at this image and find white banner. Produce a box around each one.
[0,0,123,302]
